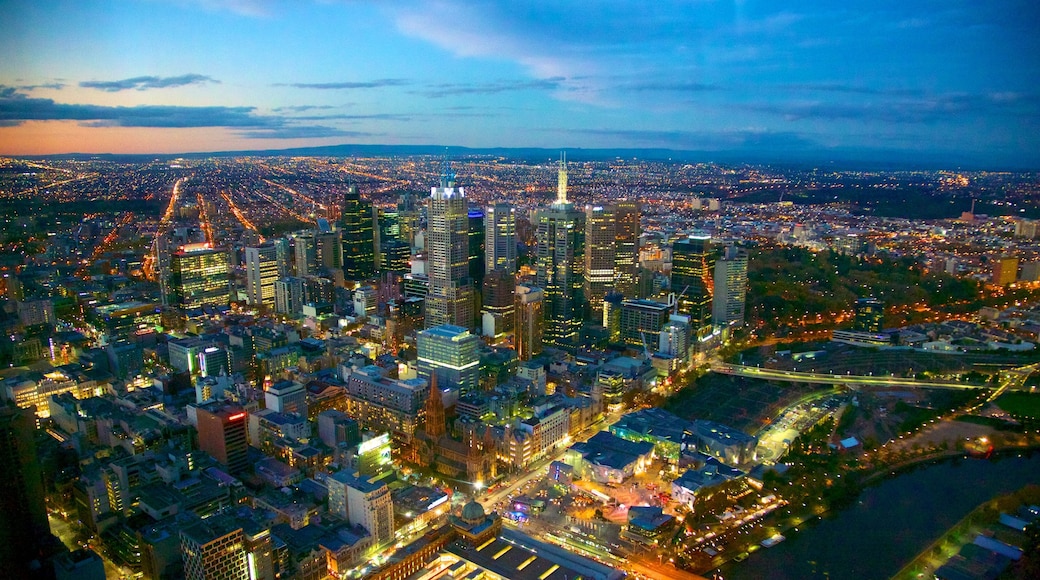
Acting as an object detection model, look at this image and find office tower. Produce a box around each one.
[619,299,672,350]
[315,229,343,271]
[293,231,316,276]
[274,276,306,315]
[853,297,884,333]
[342,185,376,282]
[712,245,748,328]
[481,268,516,339]
[417,324,480,395]
[426,165,475,328]
[485,203,517,275]
[353,285,377,318]
[991,256,1019,286]
[515,284,545,361]
[603,291,624,342]
[584,204,616,317]
[198,345,231,377]
[196,405,249,474]
[380,239,411,274]
[180,515,273,580]
[245,243,279,307]
[0,404,53,576]
[327,471,394,546]
[614,200,641,298]
[273,237,292,277]
[535,157,585,351]
[397,192,420,249]
[660,315,692,362]
[166,243,229,307]
[671,235,715,340]
[468,206,486,287]
[317,410,361,448]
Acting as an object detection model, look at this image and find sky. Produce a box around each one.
[2,0,1039,167]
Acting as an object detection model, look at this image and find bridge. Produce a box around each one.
[709,362,1007,391]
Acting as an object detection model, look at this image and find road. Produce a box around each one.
[711,362,999,390]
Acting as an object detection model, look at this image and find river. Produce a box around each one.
[719,452,1040,580]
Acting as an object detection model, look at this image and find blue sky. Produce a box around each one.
[2,0,1038,166]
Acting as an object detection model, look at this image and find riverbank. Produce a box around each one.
[891,484,1040,580]
[718,452,1040,579]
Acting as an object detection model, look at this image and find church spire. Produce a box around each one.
[424,372,446,439]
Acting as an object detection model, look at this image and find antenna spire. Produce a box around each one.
[440,149,456,189]
[556,152,568,204]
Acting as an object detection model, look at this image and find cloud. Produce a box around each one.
[282,79,410,89]
[620,80,721,93]
[0,85,364,139]
[745,92,1040,124]
[271,105,338,112]
[157,0,277,18]
[551,127,819,151]
[415,77,566,98]
[236,126,376,139]
[16,82,66,91]
[80,74,219,92]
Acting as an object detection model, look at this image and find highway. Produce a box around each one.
[710,362,1001,390]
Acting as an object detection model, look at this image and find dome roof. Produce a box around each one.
[460,500,486,523]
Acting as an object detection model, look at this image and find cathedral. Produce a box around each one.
[406,374,497,483]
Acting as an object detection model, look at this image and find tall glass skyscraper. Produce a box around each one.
[341,185,375,282]
[426,166,475,328]
[671,235,715,339]
[166,243,229,308]
[245,242,279,307]
[485,203,517,275]
[535,157,585,351]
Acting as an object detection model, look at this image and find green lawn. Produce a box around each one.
[995,392,1040,420]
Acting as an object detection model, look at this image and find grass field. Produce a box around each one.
[995,392,1040,420]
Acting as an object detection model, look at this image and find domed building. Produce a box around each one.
[449,499,500,545]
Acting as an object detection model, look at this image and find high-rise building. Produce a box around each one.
[619,299,672,350]
[417,324,480,395]
[166,243,229,308]
[196,405,249,474]
[671,235,715,339]
[584,204,616,318]
[485,203,517,275]
[397,192,420,249]
[180,515,273,580]
[245,243,279,307]
[315,229,343,271]
[468,207,486,288]
[327,471,394,546]
[992,256,1019,286]
[274,276,306,315]
[0,404,53,576]
[273,238,292,277]
[614,200,641,298]
[515,284,545,361]
[535,157,585,351]
[342,185,376,281]
[293,231,316,276]
[426,166,475,328]
[481,268,516,339]
[853,297,884,333]
[712,246,748,328]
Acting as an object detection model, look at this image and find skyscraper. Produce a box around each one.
[535,157,585,351]
[468,206,486,288]
[671,235,715,340]
[180,515,273,580]
[293,231,316,277]
[614,200,641,298]
[584,204,616,318]
[0,404,53,577]
[426,165,475,328]
[341,185,375,282]
[166,243,230,308]
[712,245,748,329]
[196,405,249,475]
[485,203,517,275]
[245,242,279,308]
[416,324,480,395]
[515,284,545,361]
[481,268,516,339]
